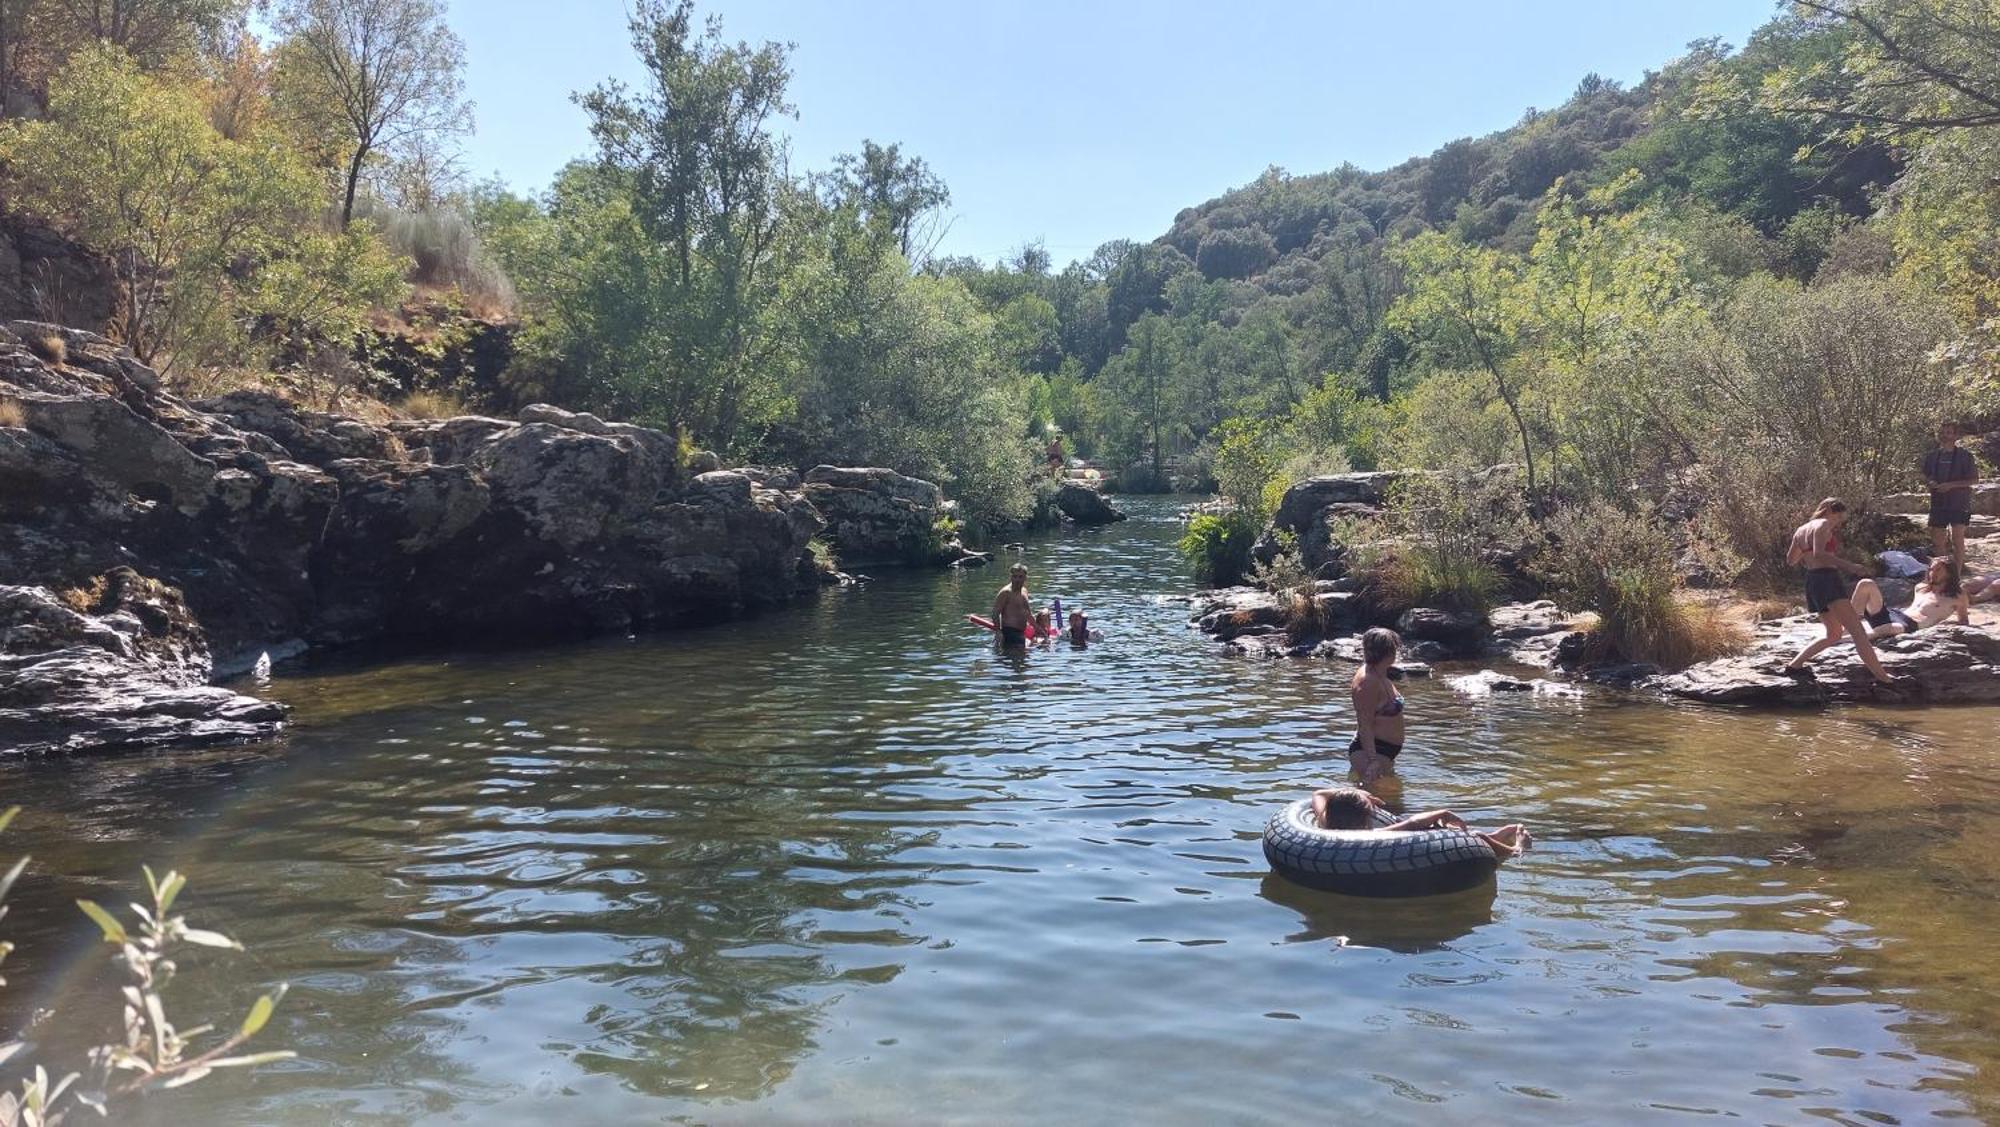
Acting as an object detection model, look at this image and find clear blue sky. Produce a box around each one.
[444,0,1777,266]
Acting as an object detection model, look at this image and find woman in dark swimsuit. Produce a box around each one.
[1348,627,1405,786]
[1782,498,1896,686]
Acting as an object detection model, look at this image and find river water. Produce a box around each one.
[4,496,2000,1124]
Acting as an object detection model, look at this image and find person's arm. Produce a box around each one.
[1386,810,1468,832]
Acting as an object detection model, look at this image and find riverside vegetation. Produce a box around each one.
[2,0,1993,547]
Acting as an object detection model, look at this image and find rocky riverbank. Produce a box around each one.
[0,321,967,754]
[1189,472,2000,709]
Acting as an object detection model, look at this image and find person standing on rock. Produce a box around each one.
[1782,499,1899,687]
[993,565,1033,648]
[1922,421,1979,568]
[1349,627,1406,786]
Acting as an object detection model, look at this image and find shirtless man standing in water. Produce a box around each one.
[992,565,1032,647]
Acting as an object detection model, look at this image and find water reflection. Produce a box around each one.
[3,497,1999,1123]
[1257,875,1496,951]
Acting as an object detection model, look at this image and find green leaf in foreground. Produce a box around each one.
[239,984,287,1040]
[75,899,128,945]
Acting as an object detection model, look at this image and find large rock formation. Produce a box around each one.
[1251,472,1401,577]
[1056,480,1126,526]
[0,572,284,755]
[801,465,949,567]
[0,322,839,752]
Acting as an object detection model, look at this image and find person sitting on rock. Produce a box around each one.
[1853,557,1972,639]
[1311,787,1530,859]
[1348,627,1406,786]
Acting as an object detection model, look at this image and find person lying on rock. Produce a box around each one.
[1348,627,1406,786]
[1311,787,1530,859]
[1853,557,1972,639]
[1782,498,1899,687]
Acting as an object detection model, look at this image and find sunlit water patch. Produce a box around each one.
[4,497,1999,1124]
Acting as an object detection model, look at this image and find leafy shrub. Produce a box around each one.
[926,514,964,560]
[0,807,292,1124]
[808,537,839,575]
[1249,530,1329,641]
[1179,509,1261,587]
[1536,501,1746,667]
[1337,465,1522,613]
[351,196,516,310]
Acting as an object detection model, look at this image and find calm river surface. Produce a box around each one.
[5,496,2000,1124]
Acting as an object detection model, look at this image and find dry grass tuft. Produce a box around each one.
[0,398,23,429]
[25,331,66,366]
[1746,596,1798,622]
[399,390,468,420]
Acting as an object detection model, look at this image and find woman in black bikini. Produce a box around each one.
[1782,498,1896,686]
[1349,627,1404,786]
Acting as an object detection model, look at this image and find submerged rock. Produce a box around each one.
[1055,480,1126,525]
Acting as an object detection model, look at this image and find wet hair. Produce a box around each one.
[1360,627,1400,667]
[1810,498,1848,520]
[1931,557,1962,597]
[1010,564,1027,577]
[1318,787,1376,830]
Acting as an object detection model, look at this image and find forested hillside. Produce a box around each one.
[2,0,1994,567]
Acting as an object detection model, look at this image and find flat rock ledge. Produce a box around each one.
[1656,618,2000,706]
[1,574,284,756]
[1191,587,2000,708]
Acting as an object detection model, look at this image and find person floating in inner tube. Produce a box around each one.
[991,564,1032,648]
[1312,787,1531,859]
[1348,627,1405,786]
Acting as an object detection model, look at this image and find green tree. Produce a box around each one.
[1,45,324,370]
[275,0,470,228]
[565,0,794,448]
[1388,230,1541,498]
[1100,313,1185,487]
[822,139,949,262]
[1769,0,2000,132]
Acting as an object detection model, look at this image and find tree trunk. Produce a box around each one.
[340,144,369,229]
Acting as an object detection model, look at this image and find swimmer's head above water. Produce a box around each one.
[1314,786,1380,830]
